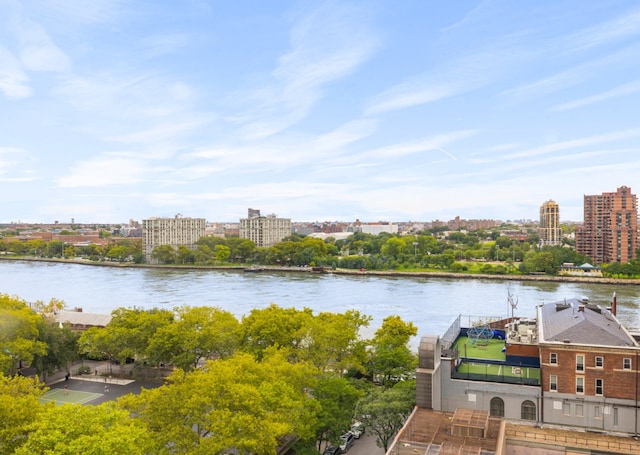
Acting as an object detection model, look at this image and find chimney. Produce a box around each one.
[611,292,617,316]
[578,305,585,312]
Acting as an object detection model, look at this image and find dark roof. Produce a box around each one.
[539,298,637,347]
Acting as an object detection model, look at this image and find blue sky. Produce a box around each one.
[2,0,640,224]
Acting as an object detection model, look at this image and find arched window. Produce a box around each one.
[521,400,536,420]
[490,397,504,417]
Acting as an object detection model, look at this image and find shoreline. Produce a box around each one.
[2,255,639,286]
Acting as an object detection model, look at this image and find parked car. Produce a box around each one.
[349,421,364,439]
[323,446,341,455]
[339,432,355,453]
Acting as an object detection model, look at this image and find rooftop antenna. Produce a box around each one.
[508,289,518,320]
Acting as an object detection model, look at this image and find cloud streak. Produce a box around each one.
[553,80,640,111]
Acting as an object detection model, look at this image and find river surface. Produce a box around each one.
[2,261,640,344]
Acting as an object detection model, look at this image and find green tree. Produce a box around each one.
[148,306,241,371]
[106,244,128,262]
[151,244,177,264]
[177,245,195,264]
[79,308,173,374]
[14,402,153,455]
[32,317,79,382]
[299,310,371,375]
[25,239,46,256]
[226,238,257,263]
[63,244,76,258]
[193,244,214,264]
[0,373,48,454]
[241,305,313,359]
[121,352,320,455]
[0,294,47,375]
[213,244,231,263]
[381,237,406,260]
[46,240,64,257]
[312,376,364,450]
[355,382,416,452]
[368,316,417,386]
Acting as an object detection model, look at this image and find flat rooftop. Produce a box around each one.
[389,407,502,455]
[505,423,640,455]
[389,407,640,455]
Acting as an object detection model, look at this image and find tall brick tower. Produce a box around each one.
[576,186,638,264]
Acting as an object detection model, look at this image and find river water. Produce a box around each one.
[2,260,640,344]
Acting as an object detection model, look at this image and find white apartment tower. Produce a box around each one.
[239,208,291,248]
[142,215,206,262]
[539,200,562,246]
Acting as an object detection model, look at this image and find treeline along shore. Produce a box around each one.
[3,255,639,286]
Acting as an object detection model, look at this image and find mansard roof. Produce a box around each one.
[538,298,637,347]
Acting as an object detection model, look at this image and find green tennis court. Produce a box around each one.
[39,388,103,405]
[457,362,540,380]
[454,336,506,361]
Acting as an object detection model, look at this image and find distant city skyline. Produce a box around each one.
[2,2,640,224]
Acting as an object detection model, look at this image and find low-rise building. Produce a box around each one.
[415,294,640,437]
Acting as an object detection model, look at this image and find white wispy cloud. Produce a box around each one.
[106,120,206,144]
[57,156,150,187]
[553,80,640,111]
[472,129,640,164]
[186,117,377,173]
[440,1,489,33]
[313,119,377,152]
[0,147,36,177]
[502,41,640,102]
[0,45,32,99]
[139,33,191,58]
[192,180,356,201]
[12,17,71,72]
[35,0,126,25]
[232,2,379,139]
[363,130,478,159]
[562,7,640,53]
[52,73,150,111]
[363,48,511,116]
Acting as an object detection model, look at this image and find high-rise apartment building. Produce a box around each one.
[539,200,562,246]
[239,208,291,248]
[575,186,638,264]
[142,215,206,262]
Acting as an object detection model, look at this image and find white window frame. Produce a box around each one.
[576,376,584,394]
[576,354,584,372]
[623,358,631,370]
[595,356,603,368]
[549,352,557,365]
[549,374,557,392]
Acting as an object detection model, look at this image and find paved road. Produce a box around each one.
[345,432,386,455]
